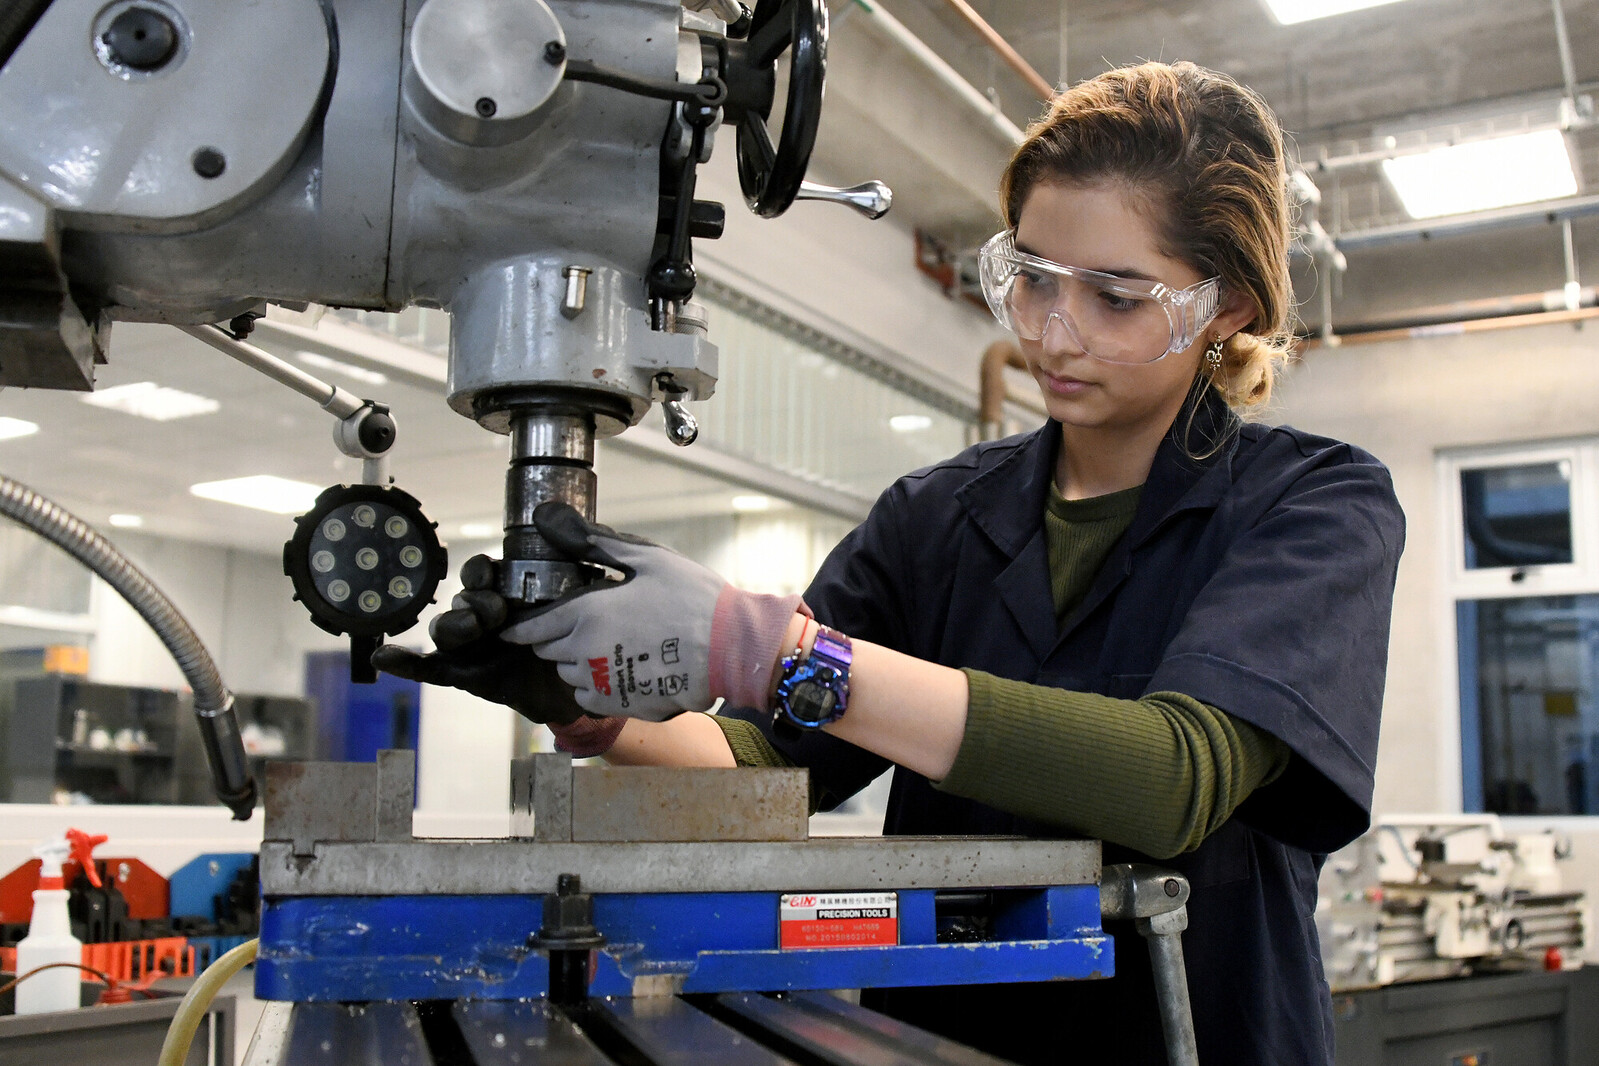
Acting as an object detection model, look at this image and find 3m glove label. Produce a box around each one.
[609,642,693,712]
[779,892,898,949]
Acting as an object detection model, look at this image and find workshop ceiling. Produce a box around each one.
[818,0,1599,326]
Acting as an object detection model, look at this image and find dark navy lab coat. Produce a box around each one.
[724,391,1405,1065]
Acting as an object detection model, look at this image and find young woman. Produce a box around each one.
[378,61,1404,1066]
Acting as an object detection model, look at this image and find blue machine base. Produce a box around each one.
[257,885,1113,1001]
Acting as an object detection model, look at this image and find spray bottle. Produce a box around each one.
[13,829,103,1014]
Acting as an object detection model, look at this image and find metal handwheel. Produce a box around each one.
[730,0,828,218]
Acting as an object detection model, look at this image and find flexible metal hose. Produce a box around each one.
[0,474,257,819]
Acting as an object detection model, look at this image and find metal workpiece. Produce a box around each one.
[404,0,568,147]
[0,0,331,231]
[514,756,811,843]
[571,765,809,842]
[262,750,417,856]
[259,837,1100,895]
[1100,864,1198,1066]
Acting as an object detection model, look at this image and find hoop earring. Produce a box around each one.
[1204,337,1224,373]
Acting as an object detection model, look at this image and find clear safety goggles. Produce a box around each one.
[978,231,1222,365]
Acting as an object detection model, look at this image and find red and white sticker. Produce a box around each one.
[779,892,898,949]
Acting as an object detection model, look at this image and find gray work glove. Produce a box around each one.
[502,503,727,721]
[504,503,808,722]
[371,554,586,726]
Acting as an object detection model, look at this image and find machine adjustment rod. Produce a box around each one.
[180,323,397,485]
[795,179,894,219]
[1100,864,1198,1066]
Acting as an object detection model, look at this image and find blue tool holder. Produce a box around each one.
[256,884,1113,1001]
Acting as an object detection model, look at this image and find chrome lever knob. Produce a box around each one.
[662,399,699,446]
[795,180,893,220]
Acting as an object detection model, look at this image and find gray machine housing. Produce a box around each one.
[0,0,716,422]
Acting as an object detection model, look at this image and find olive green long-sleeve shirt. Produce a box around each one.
[715,482,1288,858]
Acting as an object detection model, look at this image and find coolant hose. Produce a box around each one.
[158,938,259,1066]
[0,474,257,818]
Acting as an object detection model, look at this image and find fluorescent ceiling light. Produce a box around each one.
[1382,129,1577,219]
[889,414,933,433]
[297,350,389,387]
[190,475,323,515]
[81,381,220,421]
[731,494,772,513]
[1260,0,1408,24]
[458,522,499,539]
[107,514,144,528]
[0,416,39,440]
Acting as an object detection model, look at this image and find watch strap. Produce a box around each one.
[772,625,852,735]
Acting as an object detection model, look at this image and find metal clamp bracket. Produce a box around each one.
[1100,863,1198,1066]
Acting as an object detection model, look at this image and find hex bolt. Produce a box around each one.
[102,7,179,71]
[475,97,497,118]
[544,40,566,64]
[192,147,226,179]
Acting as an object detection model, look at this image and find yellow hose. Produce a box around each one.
[158,938,259,1066]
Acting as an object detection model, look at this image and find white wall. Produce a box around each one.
[1272,317,1599,921]
[84,532,344,697]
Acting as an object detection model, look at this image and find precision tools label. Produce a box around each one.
[779,892,898,949]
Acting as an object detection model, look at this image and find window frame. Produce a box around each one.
[1440,438,1599,820]
[1440,441,1590,598]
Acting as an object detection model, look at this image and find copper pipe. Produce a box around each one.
[938,0,1055,102]
[1297,304,1599,352]
[979,339,1044,437]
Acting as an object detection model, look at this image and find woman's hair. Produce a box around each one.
[999,61,1294,410]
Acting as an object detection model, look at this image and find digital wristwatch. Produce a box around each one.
[772,626,852,738]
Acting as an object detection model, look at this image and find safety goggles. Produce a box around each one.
[978,231,1222,365]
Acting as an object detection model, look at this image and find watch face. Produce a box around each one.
[789,681,837,724]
